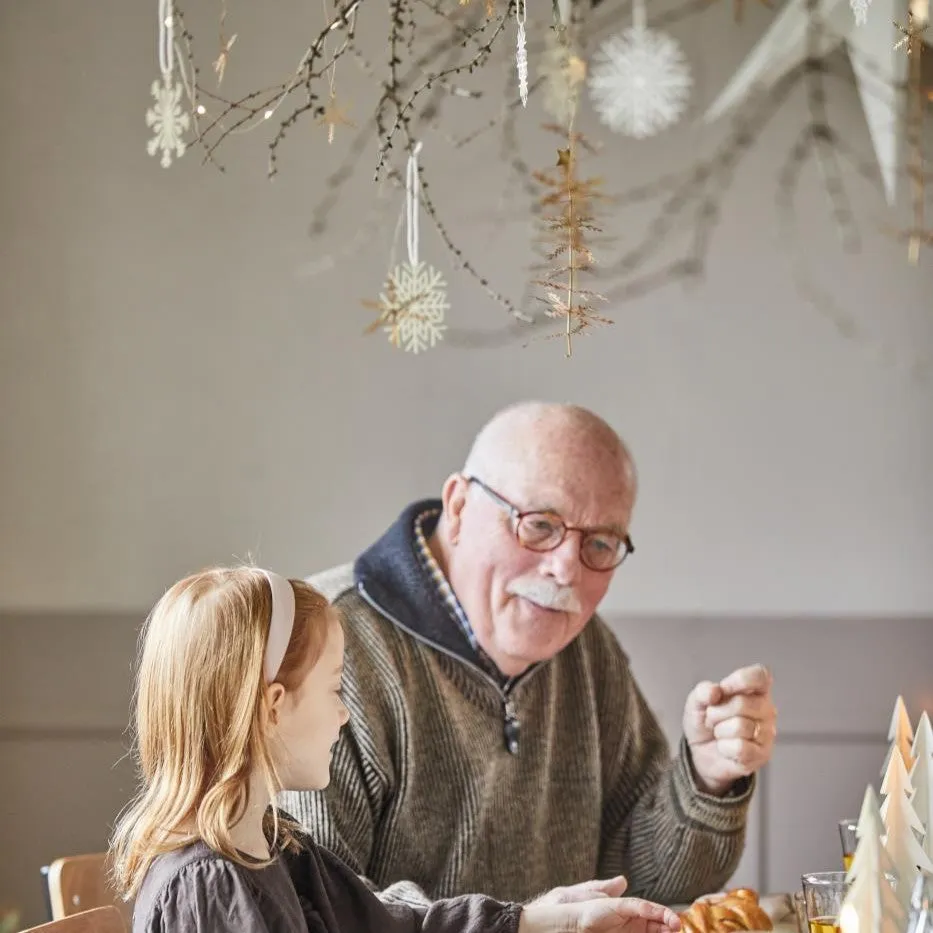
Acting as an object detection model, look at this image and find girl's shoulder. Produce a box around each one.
[133,843,300,933]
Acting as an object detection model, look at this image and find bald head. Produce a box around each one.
[463,402,636,500]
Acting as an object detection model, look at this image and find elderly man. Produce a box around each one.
[281,402,777,908]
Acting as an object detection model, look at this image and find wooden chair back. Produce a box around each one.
[43,854,131,925]
[19,905,126,933]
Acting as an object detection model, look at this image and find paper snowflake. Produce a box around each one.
[588,27,692,138]
[146,73,190,168]
[379,261,449,353]
[850,0,871,24]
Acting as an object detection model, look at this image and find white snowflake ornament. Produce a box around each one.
[381,261,449,354]
[369,142,449,354]
[588,0,692,138]
[146,73,190,168]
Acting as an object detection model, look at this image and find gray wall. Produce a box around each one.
[2,0,933,928]
[1,0,932,616]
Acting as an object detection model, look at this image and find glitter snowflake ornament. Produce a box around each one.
[588,0,692,138]
[369,142,449,354]
[146,73,190,167]
[381,261,449,353]
[146,0,189,168]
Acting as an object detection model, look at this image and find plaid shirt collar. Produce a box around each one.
[412,508,505,683]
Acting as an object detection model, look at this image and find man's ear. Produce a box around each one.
[265,682,286,727]
[441,473,468,545]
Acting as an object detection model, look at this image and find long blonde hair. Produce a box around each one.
[110,567,332,898]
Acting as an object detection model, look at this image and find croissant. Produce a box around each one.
[679,888,774,933]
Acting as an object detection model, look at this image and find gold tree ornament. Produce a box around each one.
[532,130,612,357]
[365,142,449,353]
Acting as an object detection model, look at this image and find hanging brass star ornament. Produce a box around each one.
[317,91,355,144]
[213,33,237,85]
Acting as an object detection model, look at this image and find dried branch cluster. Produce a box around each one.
[162,0,932,367]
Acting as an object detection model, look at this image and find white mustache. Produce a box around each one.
[507,577,582,613]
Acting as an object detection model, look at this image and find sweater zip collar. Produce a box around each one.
[357,580,537,755]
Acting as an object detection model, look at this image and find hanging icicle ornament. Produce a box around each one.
[587,0,692,138]
[850,0,871,26]
[516,0,529,107]
[146,0,190,167]
[374,144,449,354]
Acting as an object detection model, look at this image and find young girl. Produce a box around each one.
[110,566,682,933]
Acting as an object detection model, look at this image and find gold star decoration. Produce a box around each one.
[893,15,928,52]
[213,33,237,85]
[213,0,237,86]
[317,91,355,144]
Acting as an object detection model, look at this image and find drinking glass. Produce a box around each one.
[801,871,850,933]
[838,819,858,872]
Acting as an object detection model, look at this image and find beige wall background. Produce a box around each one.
[1,0,932,928]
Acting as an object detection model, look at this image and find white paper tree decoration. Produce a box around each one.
[880,749,923,834]
[849,786,897,881]
[880,747,933,904]
[587,0,692,138]
[841,786,906,933]
[910,711,933,859]
[882,696,915,777]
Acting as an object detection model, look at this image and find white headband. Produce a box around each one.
[261,570,296,683]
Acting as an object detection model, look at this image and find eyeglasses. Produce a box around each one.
[464,475,634,573]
